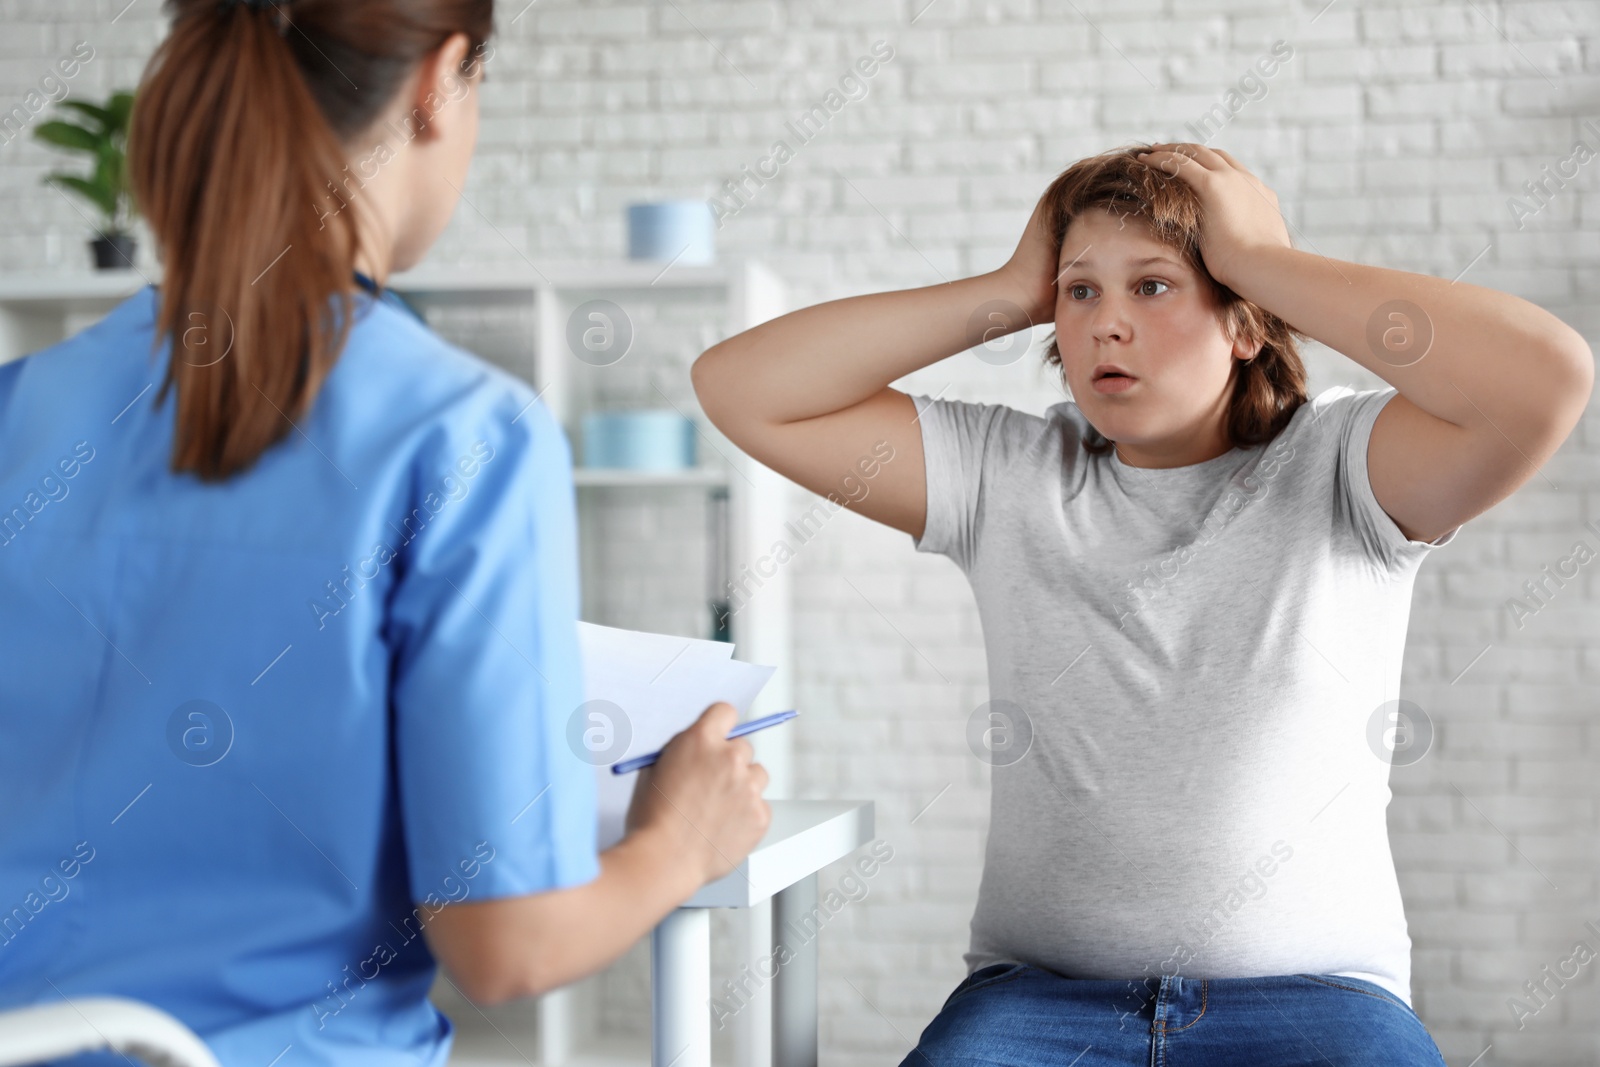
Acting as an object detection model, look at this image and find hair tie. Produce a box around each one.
[217,0,289,36]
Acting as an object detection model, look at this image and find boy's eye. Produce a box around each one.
[1067,284,1096,301]
[1138,279,1169,296]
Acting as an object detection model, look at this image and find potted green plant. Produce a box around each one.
[34,90,137,270]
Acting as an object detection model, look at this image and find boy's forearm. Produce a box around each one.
[696,268,1038,426]
[1225,245,1593,434]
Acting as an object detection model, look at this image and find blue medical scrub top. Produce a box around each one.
[0,285,601,1066]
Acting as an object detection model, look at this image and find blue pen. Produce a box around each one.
[610,709,798,775]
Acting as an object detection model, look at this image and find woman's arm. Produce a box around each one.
[691,202,1061,539]
[422,703,770,1005]
[1140,143,1595,545]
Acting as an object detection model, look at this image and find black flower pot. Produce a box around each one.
[90,234,137,270]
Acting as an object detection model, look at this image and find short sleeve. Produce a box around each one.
[912,395,1031,572]
[1326,386,1460,572]
[386,384,600,904]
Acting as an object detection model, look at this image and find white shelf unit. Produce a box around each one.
[0,261,795,1067]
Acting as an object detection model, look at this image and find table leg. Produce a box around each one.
[536,985,576,1066]
[652,908,710,1067]
[771,873,818,1067]
[735,898,773,1067]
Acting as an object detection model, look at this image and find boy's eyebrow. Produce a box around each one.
[1059,254,1184,271]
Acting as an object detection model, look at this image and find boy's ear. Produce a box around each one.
[1232,331,1263,362]
[1227,311,1266,363]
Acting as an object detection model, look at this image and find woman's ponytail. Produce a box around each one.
[128,0,493,481]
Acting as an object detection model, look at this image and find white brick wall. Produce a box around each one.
[4,0,1600,1064]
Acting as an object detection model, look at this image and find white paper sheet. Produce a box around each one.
[577,622,775,849]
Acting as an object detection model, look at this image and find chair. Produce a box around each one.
[0,997,220,1067]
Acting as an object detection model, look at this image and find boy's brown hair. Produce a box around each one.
[1039,144,1308,455]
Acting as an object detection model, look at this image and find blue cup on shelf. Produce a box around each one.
[626,201,716,265]
[581,410,697,470]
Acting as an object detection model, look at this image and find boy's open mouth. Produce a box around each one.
[1092,364,1139,392]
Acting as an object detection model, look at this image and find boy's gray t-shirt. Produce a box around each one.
[912,385,1458,1006]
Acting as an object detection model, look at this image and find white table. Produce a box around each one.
[650,799,874,1067]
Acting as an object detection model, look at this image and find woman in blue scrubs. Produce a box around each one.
[0,2,770,1064]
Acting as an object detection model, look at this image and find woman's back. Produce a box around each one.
[0,287,599,1065]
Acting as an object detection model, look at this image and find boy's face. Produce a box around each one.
[1054,210,1253,457]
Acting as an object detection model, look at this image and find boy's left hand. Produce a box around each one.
[1136,143,1292,291]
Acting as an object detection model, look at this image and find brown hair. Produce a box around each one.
[129,0,493,481]
[1038,144,1307,456]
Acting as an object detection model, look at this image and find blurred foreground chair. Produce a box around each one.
[0,997,220,1067]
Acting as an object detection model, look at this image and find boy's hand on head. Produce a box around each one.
[998,192,1063,327]
[1136,143,1292,291]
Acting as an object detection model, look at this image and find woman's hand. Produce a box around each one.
[624,702,771,885]
[1135,143,1291,291]
[997,191,1062,326]
[425,702,770,1005]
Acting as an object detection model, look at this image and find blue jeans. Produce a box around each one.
[898,964,1448,1067]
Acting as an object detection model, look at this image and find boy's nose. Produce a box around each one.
[1092,307,1132,343]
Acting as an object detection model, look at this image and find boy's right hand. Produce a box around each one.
[624,702,772,886]
[998,191,1063,326]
